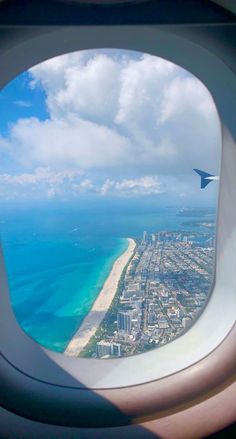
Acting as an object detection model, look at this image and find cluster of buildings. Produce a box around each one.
[94,230,215,358]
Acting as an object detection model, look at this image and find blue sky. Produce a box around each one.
[0,72,48,136]
[0,49,221,205]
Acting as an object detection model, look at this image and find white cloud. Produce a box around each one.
[79,178,94,190]
[0,169,165,200]
[28,50,220,175]
[8,115,132,170]
[0,167,82,186]
[0,167,83,199]
[30,52,121,124]
[159,76,217,124]
[14,100,32,108]
[29,52,84,93]
[0,49,221,200]
[71,178,95,194]
[115,55,176,126]
[100,176,165,197]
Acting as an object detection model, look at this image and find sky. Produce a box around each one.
[0,49,221,206]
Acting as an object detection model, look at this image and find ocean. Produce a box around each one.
[0,199,216,352]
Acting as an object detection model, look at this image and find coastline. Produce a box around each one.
[64,237,136,357]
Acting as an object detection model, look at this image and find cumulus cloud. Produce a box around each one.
[159,76,217,124]
[30,52,122,124]
[0,168,165,200]
[71,178,96,195]
[100,176,165,197]
[79,178,94,190]
[29,51,221,175]
[8,116,132,170]
[0,167,82,185]
[0,167,83,199]
[0,49,221,200]
[116,55,175,127]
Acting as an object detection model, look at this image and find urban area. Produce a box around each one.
[82,230,215,358]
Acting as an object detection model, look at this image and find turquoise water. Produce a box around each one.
[0,200,216,352]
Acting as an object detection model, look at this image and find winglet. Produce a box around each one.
[193,169,214,189]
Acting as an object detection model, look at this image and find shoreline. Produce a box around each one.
[64,237,136,357]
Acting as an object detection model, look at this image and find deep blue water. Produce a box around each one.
[0,200,216,352]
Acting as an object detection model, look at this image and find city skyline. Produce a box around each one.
[79,228,215,358]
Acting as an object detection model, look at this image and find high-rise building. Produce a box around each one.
[96,341,112,357]
[117,311,133,333]
[96,341,122,358]
[148,312,158,325]
[141,230,147,244]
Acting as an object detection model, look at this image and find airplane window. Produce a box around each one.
[0,49,221,359]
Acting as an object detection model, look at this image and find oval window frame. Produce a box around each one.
[0,24,235,427]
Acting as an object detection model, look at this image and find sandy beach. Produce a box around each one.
[64,238,136,356]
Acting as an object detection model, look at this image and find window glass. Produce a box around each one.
[0,49,221,358]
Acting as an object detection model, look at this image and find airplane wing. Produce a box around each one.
[193,169,214,189]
